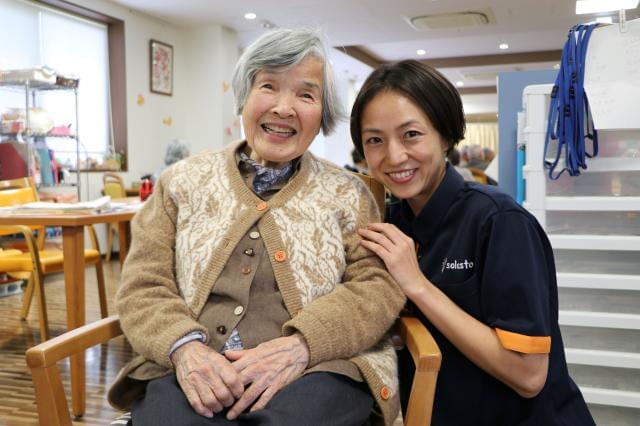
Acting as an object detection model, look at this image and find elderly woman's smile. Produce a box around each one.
[261,123,297,137]
[242,56,324,168]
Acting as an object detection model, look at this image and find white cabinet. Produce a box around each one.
[522,84,640,419]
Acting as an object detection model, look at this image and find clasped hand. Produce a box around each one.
[171,334,309,419]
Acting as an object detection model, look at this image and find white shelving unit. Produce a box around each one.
[522,84,640,420]
[0,74,81,198]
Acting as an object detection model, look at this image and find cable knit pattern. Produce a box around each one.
[111,141,405,425]
[168,151,245,305]
[271,159,360,304]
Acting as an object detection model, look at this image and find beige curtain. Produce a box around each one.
[459,123,499,152]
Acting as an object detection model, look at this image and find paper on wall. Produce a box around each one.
[584,18,640,130]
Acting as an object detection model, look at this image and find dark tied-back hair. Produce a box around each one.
[350,60,466,156]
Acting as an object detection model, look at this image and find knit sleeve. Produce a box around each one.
[116,170,208,369]
[282,177,405,366]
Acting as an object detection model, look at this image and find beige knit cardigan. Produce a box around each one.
[109,141,405,424]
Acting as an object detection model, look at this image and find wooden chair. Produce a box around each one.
[102,173,126,262]
[25,173,441,426]
[0,177,109,341]
[0,177,46,249]
[468,167,489,185]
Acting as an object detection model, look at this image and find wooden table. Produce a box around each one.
[0,209,136,418]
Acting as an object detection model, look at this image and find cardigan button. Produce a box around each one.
[249,231,260,240]
[234,305,244,316]
[380,386,391,400]
[241,266,252,274]
[256,201,268,211]
[244,248,255,256]
[274,250,286,262]
[216,325,227,335]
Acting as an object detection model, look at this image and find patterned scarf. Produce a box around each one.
[239,152,295,195]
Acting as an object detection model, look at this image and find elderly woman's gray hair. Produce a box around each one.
[232,28,344,136]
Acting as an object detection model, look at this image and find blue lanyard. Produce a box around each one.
[544,23,599,180]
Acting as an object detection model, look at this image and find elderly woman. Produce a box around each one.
[107,28,404,426]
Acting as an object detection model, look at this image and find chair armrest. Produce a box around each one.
[397,316,441,372]
[26,315,122,368]
[25,316,123,426]
[396,315,441,426]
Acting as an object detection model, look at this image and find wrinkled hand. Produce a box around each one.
[358,223,426,298]
[223,334,310,420]
[171,341,244,418]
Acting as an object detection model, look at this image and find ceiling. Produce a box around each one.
[108,0,640,115]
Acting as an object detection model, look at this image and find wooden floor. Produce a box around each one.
[0,260,134,425]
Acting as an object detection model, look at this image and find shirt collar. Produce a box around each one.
[396,163,465,246]
[234,141,301,194]
[235,141,301,171]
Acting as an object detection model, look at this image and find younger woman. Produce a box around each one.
[352,60,593,425]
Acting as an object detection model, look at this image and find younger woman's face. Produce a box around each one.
[361,90,448,214]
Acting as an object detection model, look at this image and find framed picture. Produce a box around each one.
[150,39,173,96]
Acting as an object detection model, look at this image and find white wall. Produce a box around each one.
[182,25,239,154]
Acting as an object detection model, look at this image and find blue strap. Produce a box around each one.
[544,23,599,180]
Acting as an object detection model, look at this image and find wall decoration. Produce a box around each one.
[137,94,145,106]
[162,117,173,126]
[150,39,173,96]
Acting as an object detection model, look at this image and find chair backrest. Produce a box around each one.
[103,173,126,199]
[0,177,45,243]
[352,172,386,219]
[0,177,39,207]
[468,167,488,185]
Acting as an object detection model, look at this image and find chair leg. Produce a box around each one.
[32,271,50,341]
[105,223,114,262]
[21,276,35,319]
[95,261,108,318]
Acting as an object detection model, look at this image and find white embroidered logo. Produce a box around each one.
[441,257,474,272]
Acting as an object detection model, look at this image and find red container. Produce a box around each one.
[140,179,154,201]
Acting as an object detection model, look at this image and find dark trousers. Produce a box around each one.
[132,372,374,426]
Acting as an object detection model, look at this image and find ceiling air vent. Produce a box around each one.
[407,9,495,31]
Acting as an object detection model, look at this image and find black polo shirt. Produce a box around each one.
[390,164,593,426]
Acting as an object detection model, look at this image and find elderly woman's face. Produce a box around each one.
[242,56,323,167]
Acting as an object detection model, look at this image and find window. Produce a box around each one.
[0,0,124,171]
